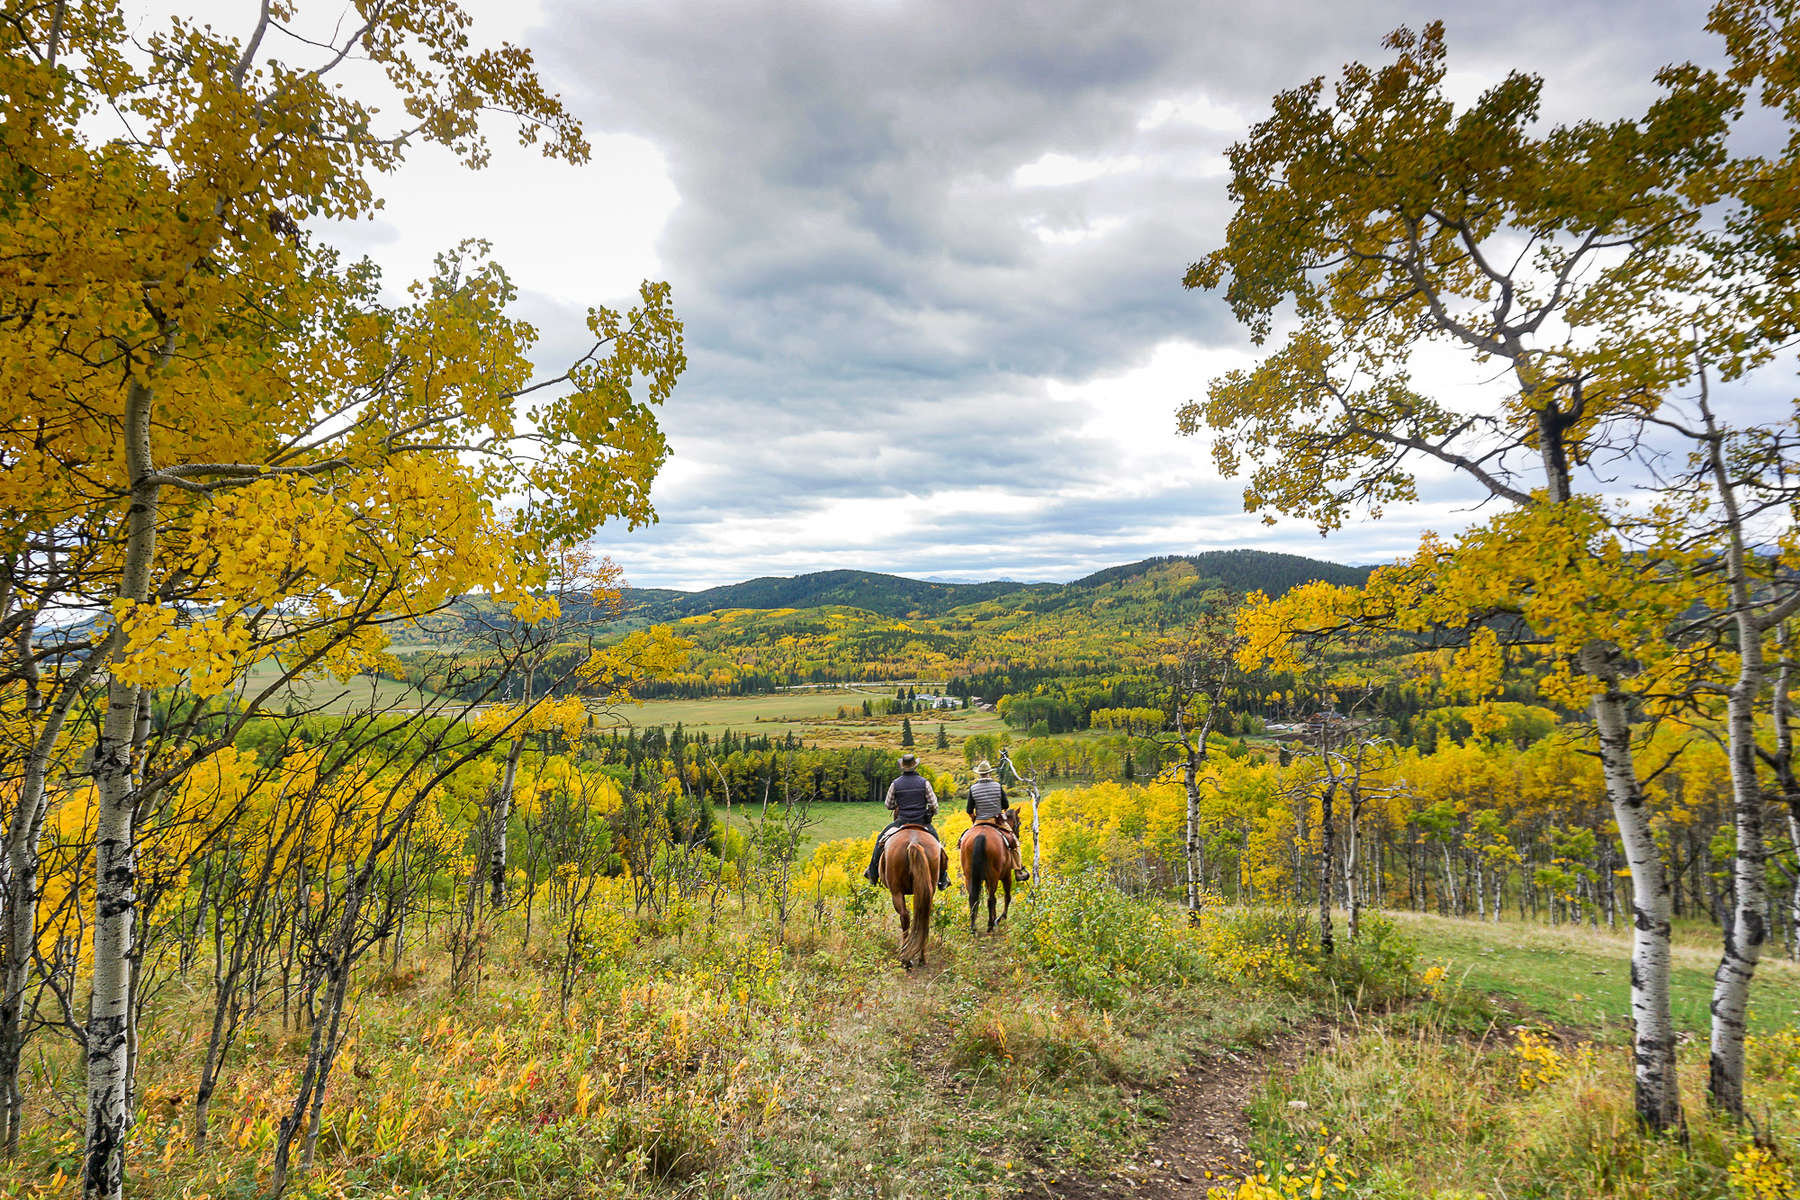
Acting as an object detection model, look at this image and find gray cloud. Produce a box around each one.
[519,0,1730,589]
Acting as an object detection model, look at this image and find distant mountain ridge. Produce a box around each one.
[620,550,1369,621]
[1068,550,1370,596]
[622,570,1055,620]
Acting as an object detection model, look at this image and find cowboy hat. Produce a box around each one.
[974,759,994,777]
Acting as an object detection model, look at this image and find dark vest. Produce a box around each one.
[890,772,932,825]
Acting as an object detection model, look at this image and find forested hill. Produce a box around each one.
[621,549,1368,621]
[410,550,1372,692]
[622,569,1055,620]
[1067,550,1370,597]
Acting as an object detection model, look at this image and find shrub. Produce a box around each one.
[1318,912,1421,1006]
[1014,871,1204,1007]
[1190,903,1317,993]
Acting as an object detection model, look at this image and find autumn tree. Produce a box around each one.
[1156,606,1244,912]
[462,545,626,909]
[1180,18,1763,1130]
[1,1,686,1193]
[1655,379,1800,1113]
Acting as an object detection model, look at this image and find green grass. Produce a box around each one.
[236,659,449,714]
[1394,909,1800,1036]
[600,689,1009,748]
[720,800,890,855]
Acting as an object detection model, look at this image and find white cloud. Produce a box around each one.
[1137,93,1247,133]
[330,136,678,307]
[1012,152,1145,188]
[1027,215,1127,244]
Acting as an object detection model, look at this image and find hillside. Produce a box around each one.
[621,569,1055,620]
[401,550,1373,696]
[621,549,1365,622]
[1068,549,1370,596]
[624,551,1371,694]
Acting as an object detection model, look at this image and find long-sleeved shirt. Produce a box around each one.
[967,777,1008,821]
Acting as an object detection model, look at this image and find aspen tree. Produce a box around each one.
[2,2,685,1193]
[1183,23,1747,1128]
[1697,0,1800,1113]
[1157,608,1243,913]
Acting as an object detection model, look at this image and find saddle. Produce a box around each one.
[875,823,936,851]
[958,817,1019,851]
[875,824,943,887]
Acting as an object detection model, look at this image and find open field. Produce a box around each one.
[719,800,890,854]
[603,689,1010,749]
[234,659,451,715]
[1394,910,1800,1036]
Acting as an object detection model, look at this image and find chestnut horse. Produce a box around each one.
[881,826,940,968]
[959,808,1019,933]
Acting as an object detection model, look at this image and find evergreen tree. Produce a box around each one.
[901,718,915,748]
[935,723,949,750]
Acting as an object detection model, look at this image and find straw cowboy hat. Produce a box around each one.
[974,759,994,778]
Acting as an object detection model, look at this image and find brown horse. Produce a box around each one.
[959,808,1020,933]
[881,826,940,968]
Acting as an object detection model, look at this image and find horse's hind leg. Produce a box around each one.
[986,880,998,932]
[1000,877,1013,923]
[967,881,979,935]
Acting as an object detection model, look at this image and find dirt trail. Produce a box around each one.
[1020,1020,1332,1199]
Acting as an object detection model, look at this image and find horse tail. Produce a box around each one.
[969,831,989,896]
[907,840,934,963]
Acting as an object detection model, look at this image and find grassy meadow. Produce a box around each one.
[8,878,1797,1200]
[236,658,451,715]
[1397,910,1800,1038]
[603,690,1008,750]
[719,800,891,855]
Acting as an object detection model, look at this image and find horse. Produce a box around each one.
[880,825,941,969]
[959,807,1020,933]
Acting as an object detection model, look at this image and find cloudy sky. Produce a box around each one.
[260,0,1755,589]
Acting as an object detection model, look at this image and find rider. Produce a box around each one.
[966,759,1029,882]
[864,752,951,888]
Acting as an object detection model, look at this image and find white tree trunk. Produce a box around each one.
[2,632,111,1153]
[1788,812,1800,964]
[1440,843,1459,916]
[1703,411,1769,1118]
[1182,737,1202,911]
[489,735,526,906]
[1707,672,1767,1115]
[1589,668,1683,1132]
[84,371,162,1200]
[1772,626,1798,963]
[1317,781,1336,955]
